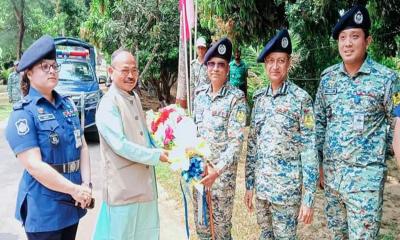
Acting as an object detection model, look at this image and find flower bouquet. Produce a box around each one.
[146,104,210,184]
[147,104,212,239]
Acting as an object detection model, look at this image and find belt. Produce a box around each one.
[51,160,80,174]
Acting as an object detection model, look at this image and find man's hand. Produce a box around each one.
[159,150,170,163]
[319,166,324,189]
[244,190,254,213]
[298,204,314,224]
[71,184,92,209]
[199,164,219,188]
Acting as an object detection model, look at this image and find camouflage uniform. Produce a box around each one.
[315,57,400,239]
[7,71,22,103]
[190,59,209,109]
[193,82,247,240]
[245,80,318,239]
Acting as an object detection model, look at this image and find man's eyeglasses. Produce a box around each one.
[40,62,61,73]
[112,66,138,77]
[265,58,288,66]
[206,61,227,70]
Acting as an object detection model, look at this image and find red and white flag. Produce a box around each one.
[179,0,195,41]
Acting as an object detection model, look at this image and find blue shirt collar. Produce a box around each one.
[27,87,63,108]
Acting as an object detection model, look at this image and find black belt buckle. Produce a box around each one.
[59,198,95,209]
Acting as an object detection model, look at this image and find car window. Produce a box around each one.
[58,61,94,82]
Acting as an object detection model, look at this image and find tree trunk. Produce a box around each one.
[11,0,25,60]
[139,43,160,80]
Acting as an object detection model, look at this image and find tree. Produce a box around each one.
[11,0,25,60]
[0,0,88,65]
[83,0,180,103]
[198,0,399,98]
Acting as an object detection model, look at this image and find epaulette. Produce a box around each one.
[195,84,209,94]
[252,87,268,100]
[12,98,31,110]
[229,85,245,99]
[321,64,340,77]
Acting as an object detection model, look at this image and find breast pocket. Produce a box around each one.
[357,91,383,114]
[275,109,299,132]
[37,120,61,149]
[212,110,229,133]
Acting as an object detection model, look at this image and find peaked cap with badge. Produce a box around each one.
[257,29,292,63]
[204,37,232,63]
[332,4,371,40]
[17,35,56,73]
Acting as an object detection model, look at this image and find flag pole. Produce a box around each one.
[194,0,198,61]
[183,3,191,114]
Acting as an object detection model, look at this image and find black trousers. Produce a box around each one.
[26,223,78,240]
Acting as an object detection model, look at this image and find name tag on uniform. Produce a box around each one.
[38,113,55,122]
[353,113,364,132]
[324,88,337,95]
[74,129,82,148]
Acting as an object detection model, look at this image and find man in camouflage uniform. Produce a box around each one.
[315,5,400,239]
[7,61,22,104]
[190,37,209,111]
[244,29,318,240]
[193,37,247,240]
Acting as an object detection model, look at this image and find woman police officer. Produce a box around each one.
[5,35,92,239]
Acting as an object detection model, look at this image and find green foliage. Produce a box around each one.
[199,0,399,98]
[198,0,288,45]
[0,68,12,83]
[83,0,180,102]
[0,0,88,65]
[240,45,268,108]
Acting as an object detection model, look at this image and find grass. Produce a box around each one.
[379,222,400,240]
[156,130,400,240]
[0,97,11,121]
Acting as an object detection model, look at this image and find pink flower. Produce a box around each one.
[151,121,158,133]
[163,126,174,146]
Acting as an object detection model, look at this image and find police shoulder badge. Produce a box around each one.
[236,111,246,123]
[304,113,315,129]
[218,44,226,55]
[354,10,363,24]
[393,92,400,107]
[281,37,289,48]
[15,119,29,135]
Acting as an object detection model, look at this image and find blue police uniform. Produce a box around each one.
[395,105,400,117]
[5,35,86,234]
[6,87,86,232]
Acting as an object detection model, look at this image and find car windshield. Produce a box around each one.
[58,61,94,82]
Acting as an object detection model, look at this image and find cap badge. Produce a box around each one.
[354,11,363,24]
[281,37,289,48]
[218,44,226,55]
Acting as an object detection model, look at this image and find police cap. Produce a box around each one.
[204,37,232,63]
[257,29,292,63]
[332,5,371,40]
[17,35,56,73]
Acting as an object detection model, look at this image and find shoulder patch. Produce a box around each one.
[15,119,30,135]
